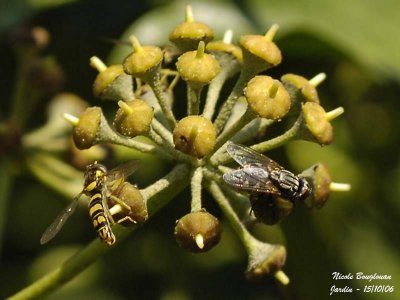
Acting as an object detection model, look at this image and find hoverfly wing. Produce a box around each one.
[223,165,280,195]
[227,143,284,172]
[106,160,139,182]
[40,195,81,245]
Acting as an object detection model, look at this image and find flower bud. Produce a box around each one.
[246,243,287,281]
[71,107,102,150]
[245,75,291,120]
[176,41,220,88]
[10,26,50,50]
[281,73,320,103]
[298,163,331,209]
[169,5,214,51]
[110,182,148,226]
[113,100,154,137]
[301,102,333,145]
[250,194,293,225]
[239,24,281,72]
[173,116,217,157]
[123,36,163,80]
[174,211,221,253]
[91,58,133,101]
[206,30,243,62]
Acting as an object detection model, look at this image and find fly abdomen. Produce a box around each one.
[88,193,116,245]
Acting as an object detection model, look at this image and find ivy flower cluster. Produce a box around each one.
[55,5,350,284]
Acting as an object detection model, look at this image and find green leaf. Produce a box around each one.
[247,0,400,80]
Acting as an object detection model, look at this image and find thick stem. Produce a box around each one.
[187,85,202,115]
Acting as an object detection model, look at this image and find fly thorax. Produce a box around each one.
[296,177,311,201]
[271,169,299,197]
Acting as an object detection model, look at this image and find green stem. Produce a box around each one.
[203,57,240,120]
[213,67,255,133]
[190,167,203,212]
[187,85,202,115]
[148,74,177,129]
[212,107,256,152]
[8,164,190,300]
[206,180,255,247]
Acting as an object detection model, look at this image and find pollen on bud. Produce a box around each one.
[239,25,282,71]
[250,194,293,225]
[245,76,291,120]
[110,182,148,226]
[113,99,154,137]
[91,58,133,101]
[123,36,163,79]
[72,107,102,150]
[173,116,217,157]
[302,102,333,145]
[174,211,221,253]
[169,5,214,52]
[176,42,220,87]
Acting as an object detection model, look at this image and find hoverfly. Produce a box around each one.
[223,143,311,204]
[40,160,138,246]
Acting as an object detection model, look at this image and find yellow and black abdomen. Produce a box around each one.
[84,163,116,246]
[88,191,116,245]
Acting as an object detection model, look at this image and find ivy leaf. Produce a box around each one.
[247,0,400,80]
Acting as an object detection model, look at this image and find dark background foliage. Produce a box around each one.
[1,0,399,299]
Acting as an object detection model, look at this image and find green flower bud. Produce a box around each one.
[91,57,133,101]
[174,211,221,253]
[176,41,220,88]
[206,34,243,62]
[301,102,333,145]
[245,75,291,120]
[299,163,351,209]
[281,73,321,103]
[72,107,101,150]
[110,182,148,226]
[113,99,154,137]
[250,194,293,225]
[169,5,214,52]
[239,24,281,72]
[123,36,163,80]
[173,116,217,157]
[246,243,287,281]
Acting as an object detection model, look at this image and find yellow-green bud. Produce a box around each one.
[113,99,154,137]
[173,116,217,157]
[92,64,133,101]
[176,41,220,87]
[72,107,101,149]
[239,25,281,71]
[169,5,214,52]
[281,73,319,103]
[110,182,148,226]
[250,194,293,225]
[174,211,221,253]
[206,40,243,62]
[302,102,333,145]
[123,36,163,79]
[245,75,291,120]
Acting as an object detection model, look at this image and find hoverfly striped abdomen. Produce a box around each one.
[84,163,116,246]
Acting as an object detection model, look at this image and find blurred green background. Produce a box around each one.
[1,0,400,299]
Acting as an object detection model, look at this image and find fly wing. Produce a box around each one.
[223,164,280,195]
[40,195,81,245]
[226,143,284,172]
[106,160,139,182]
